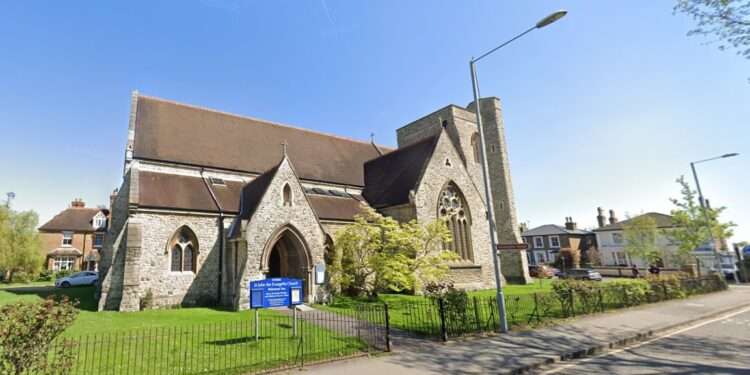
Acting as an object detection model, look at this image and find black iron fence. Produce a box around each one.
[48,305,389,375]
[387,275,727,341]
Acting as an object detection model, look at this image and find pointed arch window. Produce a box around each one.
[470,133,481,163]
[168,226,198,272]
[438,183,473,261]
[283,184,293,206]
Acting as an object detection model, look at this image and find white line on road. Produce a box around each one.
[539,305,750,374]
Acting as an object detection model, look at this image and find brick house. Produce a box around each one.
[98,92,530,311]
[521,217,597,267]
[38,199,109,272]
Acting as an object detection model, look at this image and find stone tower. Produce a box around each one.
[396,97,529,283]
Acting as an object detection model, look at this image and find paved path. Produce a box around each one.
[538,306,750,374]
[291,286,750,375]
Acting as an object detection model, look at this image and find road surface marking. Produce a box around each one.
[540,305,750,374]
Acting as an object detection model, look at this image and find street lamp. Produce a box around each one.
[690,153,739,276]
[4,192,14,208]
[470,9,567,333]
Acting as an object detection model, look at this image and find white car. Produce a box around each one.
[55,271,98,288]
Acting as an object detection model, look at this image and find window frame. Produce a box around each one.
[533,236,544,249]
[53,256,76,271]
[168,227,199,273]
[612,232,624,245]
[549,235,561,248]
[62,231,73,247]
[93,233,104,248]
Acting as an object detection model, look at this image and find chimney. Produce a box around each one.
[565,217,577,231]
[609,209,618,225]
[596,207,606,228]
[71,198,85,208]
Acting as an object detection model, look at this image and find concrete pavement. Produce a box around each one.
[292,285,750,375]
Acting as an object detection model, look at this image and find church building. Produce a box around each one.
[97,92,530,311]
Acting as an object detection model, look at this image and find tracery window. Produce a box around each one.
[168,227,198,272]
[438,183,473,261]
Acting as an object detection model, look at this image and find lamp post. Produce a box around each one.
[470,9,567,333]
[689,153,739,278]
[4,192,14,208]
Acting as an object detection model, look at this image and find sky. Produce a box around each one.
[0,1,748,243]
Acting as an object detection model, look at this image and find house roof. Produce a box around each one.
[522,224,592,237]
[593,212,675,232]
[39,208,104,232]
[48,248,83,257]
[137,171,244,214]
[132,95,390,187]
[362,135,439,208]
[307,194,367,221]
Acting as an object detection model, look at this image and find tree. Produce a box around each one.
[674,1,750,60]
[330,206,457,297]
[623,214,663,266]
[667,176,735,265]
[0,206,44,282]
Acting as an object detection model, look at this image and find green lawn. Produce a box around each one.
[0,280,54,288]
[0,285,374,374]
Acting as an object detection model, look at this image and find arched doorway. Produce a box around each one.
[263,226,312,300]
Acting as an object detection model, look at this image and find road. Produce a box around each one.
[538,306,750,374]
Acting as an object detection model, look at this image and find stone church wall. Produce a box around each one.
[235,159,326,310]
[412,132,496,290]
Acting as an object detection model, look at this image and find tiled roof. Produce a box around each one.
[137,171,244,213]
[39,208,103,232]
[133,95,390,187]
[362,135,439,208]
[522,224,593,237]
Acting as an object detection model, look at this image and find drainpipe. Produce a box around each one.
[201,170,225,305]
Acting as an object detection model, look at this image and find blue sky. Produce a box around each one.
[1,1,748,242]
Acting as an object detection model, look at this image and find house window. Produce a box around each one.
[168,226,199,272]
[93,233,104,248]
[53,256,76,271]
[438,183,473,261]
[282,184,292,206]
[612,232,624,244]
[549,235,561,248]
[471,133,481,163]
[62,232,73,247]
[533,236,544,249]
[93,213,107,230]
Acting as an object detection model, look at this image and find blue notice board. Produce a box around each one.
[249,278,303,309]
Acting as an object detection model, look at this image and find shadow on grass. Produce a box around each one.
[2,285,98,311]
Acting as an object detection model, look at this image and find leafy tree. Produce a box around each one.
[667,176,735,265]
[623,214,663,265]
[674,0,750,60]
[330,206,457,296]
[0,206,44,282]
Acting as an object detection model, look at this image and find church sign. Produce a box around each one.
[249,278,303,309]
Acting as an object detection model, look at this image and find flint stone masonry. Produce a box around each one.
[235,157,326,310]
[100,95,529,311]
[413,131,498,289]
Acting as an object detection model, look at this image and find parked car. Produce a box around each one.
[55,271,98,288]
[529,265,555,278]
[559,268,603,281]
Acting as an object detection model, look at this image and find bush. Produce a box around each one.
[644,274,687,300]
[37,270,54,282]
[602,279,650,306]
[0,297,79,374]
[8,271,33,284]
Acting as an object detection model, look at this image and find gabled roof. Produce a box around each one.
[593,212,675,232]
[132,95,390,187]
[138,172,244,213]
[39,208,104,232]
[522,224,592,237]
[362,135,439,208]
